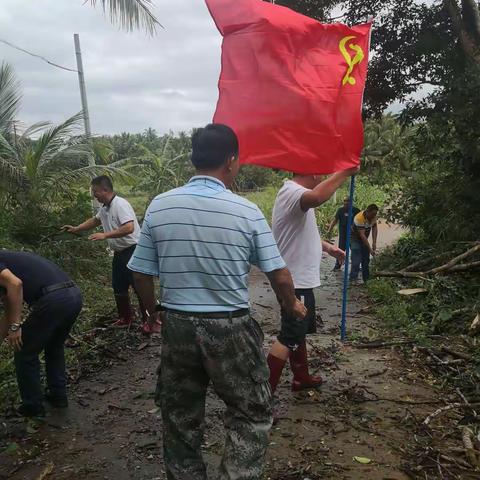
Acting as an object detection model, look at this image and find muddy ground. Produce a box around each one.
[0,225,471,479]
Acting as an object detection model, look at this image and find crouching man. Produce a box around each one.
[0,250,82,417]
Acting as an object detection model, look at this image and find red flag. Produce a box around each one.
[206,0,371,174]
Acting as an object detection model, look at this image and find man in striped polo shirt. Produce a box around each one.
[128,124,305,480]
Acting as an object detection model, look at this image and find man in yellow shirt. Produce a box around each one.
[349,204,379,284]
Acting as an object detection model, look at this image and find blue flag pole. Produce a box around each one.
[340,175,356,341]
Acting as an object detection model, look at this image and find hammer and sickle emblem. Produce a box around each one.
[339,35,365,86]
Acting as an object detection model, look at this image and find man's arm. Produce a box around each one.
[326,216,338,237]
[300,166,359,211]
[0,269,24,350]
[358,229,373,254]
[63,217,101,234]
[372,223,378,253]
[89,221,134,241]
[265,268,307,319]
[322,240,346,264]
[132,272,157,316]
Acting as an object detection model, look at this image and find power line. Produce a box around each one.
[0,37,78,73]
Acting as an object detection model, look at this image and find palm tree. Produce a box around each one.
[88,0,161,34]
[362,114,415,180]
[0,112,122,202]
[120,136,191,203]
[0,62,21,135]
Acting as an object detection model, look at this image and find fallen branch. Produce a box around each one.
[375,270,426,279]
[376,244,480,279]
[401,249,459,272]
[36,463,54,480]
[423,402,480,425]
[441,346,474,362]
[462,426,479,468]
[353,339,415,349]
[426,244,480,275]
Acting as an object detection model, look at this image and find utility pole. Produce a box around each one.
[73,34,93,146]
[74,33,98,214]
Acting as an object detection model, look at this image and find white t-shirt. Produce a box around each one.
[272,180,322,289]
[95,195,140,252]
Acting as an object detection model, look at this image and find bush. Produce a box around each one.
[0,194,114,406]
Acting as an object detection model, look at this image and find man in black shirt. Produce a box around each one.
[0,251,82,417]
[327,197,360,270]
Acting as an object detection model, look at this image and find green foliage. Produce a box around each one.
[361,114,415,183]
[234,165,285,191]
[0,62,21,135]
[386,63,480,242]
[0,192,113,406]
[368,231,480,341]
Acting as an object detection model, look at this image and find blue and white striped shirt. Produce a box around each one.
[127,176,285,312]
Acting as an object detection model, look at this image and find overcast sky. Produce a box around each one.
[0,0,222,135]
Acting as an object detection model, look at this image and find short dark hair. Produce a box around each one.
[366,204,379,213]
[91,175,113,191]
[191,124,239,170]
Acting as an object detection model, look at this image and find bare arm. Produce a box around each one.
[372,224,378,252]
[265,267,306,319]
[0,269,24,349]
[322,240,346,264]
[89,221,134,241]
[327,217,338,236]
[132,272,157,318]
[300,166,359,211]
[358,229,373,253]
[63,217,101,234]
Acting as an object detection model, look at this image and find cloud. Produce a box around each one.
[0,0,221,135]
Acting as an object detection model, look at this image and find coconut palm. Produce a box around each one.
[0,112,130,203]
[88,0,161,34]
[119,136,191,203]
[362,114,415,181]
[0,62,21,135]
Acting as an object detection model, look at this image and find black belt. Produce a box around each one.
[40,281,76,298]
[164,308,250,320]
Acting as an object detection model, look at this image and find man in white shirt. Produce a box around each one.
[268,167,358,394]
[63,176,153,331]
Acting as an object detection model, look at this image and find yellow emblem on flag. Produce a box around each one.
[339,35,365,86]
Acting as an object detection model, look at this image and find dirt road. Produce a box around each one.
[0,226,447,480]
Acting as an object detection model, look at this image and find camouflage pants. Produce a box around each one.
[156,311,273,480]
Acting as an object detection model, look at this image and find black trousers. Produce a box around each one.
[14,286,82,407]
[277,288,316,349]
[112,245,136,294]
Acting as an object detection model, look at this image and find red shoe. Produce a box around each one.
[112,317,132,327]
[289,341,323,391]
[142,321,161,335]
[113,294,134,327]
